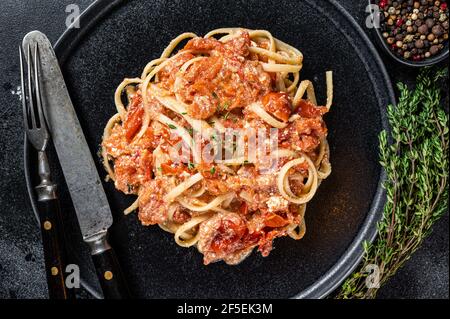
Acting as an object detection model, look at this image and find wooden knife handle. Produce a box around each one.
[37,198,75,299]
[92,246,130,299]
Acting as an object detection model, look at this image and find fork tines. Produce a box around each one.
[20,43,49,151]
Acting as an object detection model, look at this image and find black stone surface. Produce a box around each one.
[0,0,447,299]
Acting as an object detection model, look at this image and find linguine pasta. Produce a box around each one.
[101,28,333,265]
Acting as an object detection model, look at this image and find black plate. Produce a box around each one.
[25,0,394,298]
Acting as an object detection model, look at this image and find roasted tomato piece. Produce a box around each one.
[262,92,292,122]
[297,99,328,118]
[123,95,144,141]
[210,218,247,253]
[198,213,249,264]
[264,213,289,228]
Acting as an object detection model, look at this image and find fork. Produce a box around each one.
[20,44,74,299]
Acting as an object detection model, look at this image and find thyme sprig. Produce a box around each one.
[336,68,449,299]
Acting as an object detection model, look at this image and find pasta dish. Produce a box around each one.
[102,28,333,265]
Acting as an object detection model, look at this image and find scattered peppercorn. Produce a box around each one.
[429,44,441,54]
[378,0,448,61]
[432,24,444,35]
[425,18,435,28]
[418,24,429,33]
[415,39,425,48]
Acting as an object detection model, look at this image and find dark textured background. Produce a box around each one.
[0,0,448,299]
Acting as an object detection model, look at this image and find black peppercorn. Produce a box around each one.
[418,24,429,33]
[415,39,425,48]
[425,18,435,28]
[432,25,444,36]
[443,21,449,30]
[429,44,440,54]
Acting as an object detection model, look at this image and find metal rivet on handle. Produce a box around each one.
[43,221,52,230]
[104,271,113,280]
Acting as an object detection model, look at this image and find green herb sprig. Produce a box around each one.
[336,68,449,299]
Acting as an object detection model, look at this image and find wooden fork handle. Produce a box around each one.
[37,196,74,299]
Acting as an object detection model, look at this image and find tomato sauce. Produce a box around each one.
[102,30,330,265]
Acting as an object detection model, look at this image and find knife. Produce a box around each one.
[23,31,130,299]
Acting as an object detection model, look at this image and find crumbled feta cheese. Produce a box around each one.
[180,171,191,178]
[266,196,289,212]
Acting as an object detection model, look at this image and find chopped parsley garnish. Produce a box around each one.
[181,112,187,115]
[167,123,177,129]
[210,166,216,174]
[188,162,195,170]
